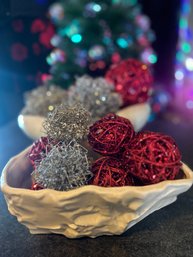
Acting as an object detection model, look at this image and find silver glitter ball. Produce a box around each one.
[43,104,92,141]
[68,75,122,119]
[32,140,92,191]
[22,85,68,116]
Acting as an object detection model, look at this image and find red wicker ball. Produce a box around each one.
[88,113,135,155]
[28,137,56,168]
[91,156,134,187]
[123,131,182,185]
[105,58,153,106]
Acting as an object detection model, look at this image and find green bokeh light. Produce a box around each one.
[93,4,101,12]
[112,0,137,5]
[176,51,185,62]
[117,38,128,48]
[71,34,82,43]
[182,42,191,53]
[148,54,157,64]
[180,18,188,29]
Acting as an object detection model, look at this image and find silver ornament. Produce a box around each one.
[32,140,92,191]
[68,75,122,119]
[22,85,68,116]
[43,104,92,141]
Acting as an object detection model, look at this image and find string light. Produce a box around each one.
[175,0,191,83]
[185,57,193,70]
[175,0,193,113]
[175,70,184,80]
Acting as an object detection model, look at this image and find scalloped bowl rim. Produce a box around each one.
[1,152,193,197]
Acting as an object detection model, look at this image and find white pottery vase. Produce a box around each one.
[18,103,151,140]
[1,147,193,238]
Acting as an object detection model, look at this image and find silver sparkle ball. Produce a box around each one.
[22,85,68,116]
[68,75,122,119]
[32,140,92,191]
[43,104,92,141]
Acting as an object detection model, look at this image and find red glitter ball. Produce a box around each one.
[88,113,135,155]
[91,156,134,187]
[105,58,153,106]
[123,131,182,185]
[28,137,57,168]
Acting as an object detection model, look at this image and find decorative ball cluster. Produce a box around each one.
[105,58,153,106]
[123,131,182,184]
[29,105,92,191]
[88,114,182,187]
[88,113,135,155]
[43,104,92,141]
[68,75,122,119]
[22,58,153,119]
[32,140,92,191]
[28,107,182,190]
[22,85,68,116]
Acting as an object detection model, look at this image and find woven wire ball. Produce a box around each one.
[68,75,122,119]
[22,85,68,116]
[123,131,182,184]
[43,104,92,141]
[91,156,134,187]
[32,140,92,191]
[105,58,153,106]
[88,113,135,155]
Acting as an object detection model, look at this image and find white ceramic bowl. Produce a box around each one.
[1,147,193,238]
[18,103,151,140]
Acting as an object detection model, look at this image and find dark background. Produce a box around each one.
[0,0,181,126]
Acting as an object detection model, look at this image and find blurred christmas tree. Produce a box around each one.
[47,0,156,88]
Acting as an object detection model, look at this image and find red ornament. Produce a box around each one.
[28,137,56,168]
[41,73,52,83]
[91,157,134,187]
[105,58,153,106]
[123,131,182,185]
[88,113,135,155]
[11,43,28,62]
[31,19,46,33]
[31,182,44,190]
[39,24,55,49]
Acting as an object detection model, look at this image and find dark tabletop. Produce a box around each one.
[0,116,193,257]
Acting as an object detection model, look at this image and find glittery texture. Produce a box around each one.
[91,156,134,187]
[22,85,68,116]
[105,58,153,106]
[68,75,122,119]
[123,131,182,184]
[32,140,92,191]
[43,104,92,141]
[28,137,57,168]
[88,113,135,155]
